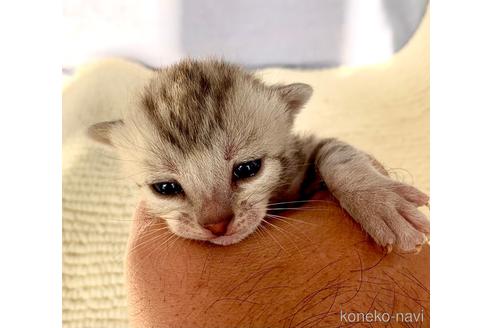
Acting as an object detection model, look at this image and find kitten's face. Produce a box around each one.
[138,131,286,246]
[90,60,312,245]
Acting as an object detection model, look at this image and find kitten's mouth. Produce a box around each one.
[208,233,247,246]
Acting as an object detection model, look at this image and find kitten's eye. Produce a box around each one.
[151,181,183,196]
[233,159,262,180]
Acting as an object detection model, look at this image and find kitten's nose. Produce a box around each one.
[204,216,232,236]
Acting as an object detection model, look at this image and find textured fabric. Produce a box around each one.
[62,10,429,328]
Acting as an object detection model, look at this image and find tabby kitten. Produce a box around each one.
[89,59,429,252]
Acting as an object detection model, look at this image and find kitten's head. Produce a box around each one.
[89,59,312,245]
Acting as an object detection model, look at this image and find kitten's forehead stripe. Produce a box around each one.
[140,59,255,153]
[141,94,179,146]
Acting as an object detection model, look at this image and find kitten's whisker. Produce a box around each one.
[150,216,182,222]
[259,220,287,252]
[265,214,315,243]
[243,184,292,205]
[261,219,299,248]
[137,236,173,266]
[133,224,171,238]
[249,228,277,254]
[154,234,180,260]
[255,226,276,252]
[267,200,335,206]
[138,232,178,264]
[165,235,181,254]
[266,207,329,211]
[108,216,181,222]
[266,213,319,227]
[130,232,172,255]
[107,218,152,222]
[255,225,268,241]
[162,234,181,258]
[261,219,302,254]
[128,227,173,254]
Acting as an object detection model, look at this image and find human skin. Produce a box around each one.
[126,192,429,328]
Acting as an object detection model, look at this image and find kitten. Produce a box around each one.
[89,59,429,253]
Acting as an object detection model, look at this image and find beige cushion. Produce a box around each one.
[62,10,429,328]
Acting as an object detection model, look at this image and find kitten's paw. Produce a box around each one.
[339,179,430,254]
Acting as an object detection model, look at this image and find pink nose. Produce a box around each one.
[204,219,231,236]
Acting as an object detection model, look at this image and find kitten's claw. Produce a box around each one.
[385,243,393,254]
[339,178,430,254]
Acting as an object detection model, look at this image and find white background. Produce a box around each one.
[63,0,428,70]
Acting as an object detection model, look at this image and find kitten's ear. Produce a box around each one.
[87,120,124,146]
[273,83,313,114]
